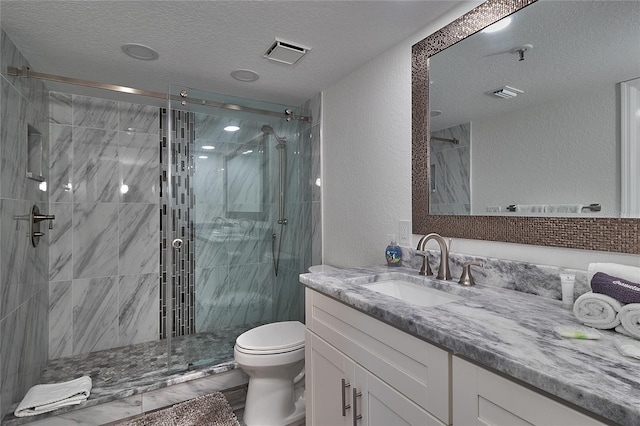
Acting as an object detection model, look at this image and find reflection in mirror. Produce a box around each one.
[428,0,640,217]
[192,114,271,231]
[412,0,639,254]
[225,135,267,219]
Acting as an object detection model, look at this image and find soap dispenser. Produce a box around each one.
[385,235,402,267]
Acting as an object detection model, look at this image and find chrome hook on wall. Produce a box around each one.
[13,205,55,247]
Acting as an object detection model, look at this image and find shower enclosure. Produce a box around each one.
[0,29,317,419]
[162,86,314,372]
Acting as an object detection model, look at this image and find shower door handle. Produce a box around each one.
[172,239,183,250]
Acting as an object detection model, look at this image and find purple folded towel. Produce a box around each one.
[591,272,640,304]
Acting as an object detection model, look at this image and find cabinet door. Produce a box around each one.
[452,356,606,426]
[306,288,450,424]
[306,330,355,426]
[354,365,446,426]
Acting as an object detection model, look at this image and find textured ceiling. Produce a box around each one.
[429,0,640,131]
[0,0,463,107]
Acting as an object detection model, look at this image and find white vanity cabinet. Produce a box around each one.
[452,356,606,426]
[305,289,450,426]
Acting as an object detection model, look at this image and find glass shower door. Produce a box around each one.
[163,85,312,372]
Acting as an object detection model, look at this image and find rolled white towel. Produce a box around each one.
[619,304,640,340]
[615,325,634,337]
[573,292,622,329]
[14,376,92,417]
[587,262,640,283]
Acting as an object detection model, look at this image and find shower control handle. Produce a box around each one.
[172,239,183,250]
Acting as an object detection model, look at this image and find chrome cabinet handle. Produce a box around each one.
[341,378,351,416]
[352,387,362,425]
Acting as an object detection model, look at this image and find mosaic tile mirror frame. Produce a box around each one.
[411,0,639,254]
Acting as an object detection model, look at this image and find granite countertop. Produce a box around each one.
[300,266,640,426]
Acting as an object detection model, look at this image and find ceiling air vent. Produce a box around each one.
[492,85,524,99]
[263,38,310,65]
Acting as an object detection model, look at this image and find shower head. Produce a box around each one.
[261,125,287,144]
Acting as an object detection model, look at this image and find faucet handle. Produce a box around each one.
[458,261,483,286]
[416,251,433,276]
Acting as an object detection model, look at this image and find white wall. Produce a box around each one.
[321,2,639,271]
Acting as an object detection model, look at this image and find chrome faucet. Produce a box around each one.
[416,233,451,280]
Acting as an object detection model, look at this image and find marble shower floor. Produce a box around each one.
[3,325,254,425]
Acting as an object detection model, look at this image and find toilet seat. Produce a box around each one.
[236,321,305,355]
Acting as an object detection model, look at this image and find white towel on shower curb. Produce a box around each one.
[573,292,622,329]
[14,376,92,417]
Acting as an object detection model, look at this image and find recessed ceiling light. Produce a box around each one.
[121,43,159,61]
[224,125,240,132]
[202,145,215,150]
[482,17,512,33]
[230,69,259,82]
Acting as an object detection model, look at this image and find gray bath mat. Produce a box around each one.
[118,392,240,426]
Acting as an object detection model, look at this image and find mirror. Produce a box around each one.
[411,0,639,254]
[427,0,639,217]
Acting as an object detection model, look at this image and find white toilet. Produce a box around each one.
[234,321,306,426]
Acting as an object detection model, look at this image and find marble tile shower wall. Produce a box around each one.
[0,30,50,421]
[47,92,160,360]
[430,123,470,215]
[194,98,320,331]
[192,113,273,332]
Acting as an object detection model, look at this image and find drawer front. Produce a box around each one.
[306,289,451,424]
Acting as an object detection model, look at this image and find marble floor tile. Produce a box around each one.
[2,328,248,425]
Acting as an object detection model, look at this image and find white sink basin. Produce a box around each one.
[362,279,463,307]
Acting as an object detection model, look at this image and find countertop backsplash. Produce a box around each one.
[400,246,589,301]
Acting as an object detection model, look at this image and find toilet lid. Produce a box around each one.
[236,321,305,353]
